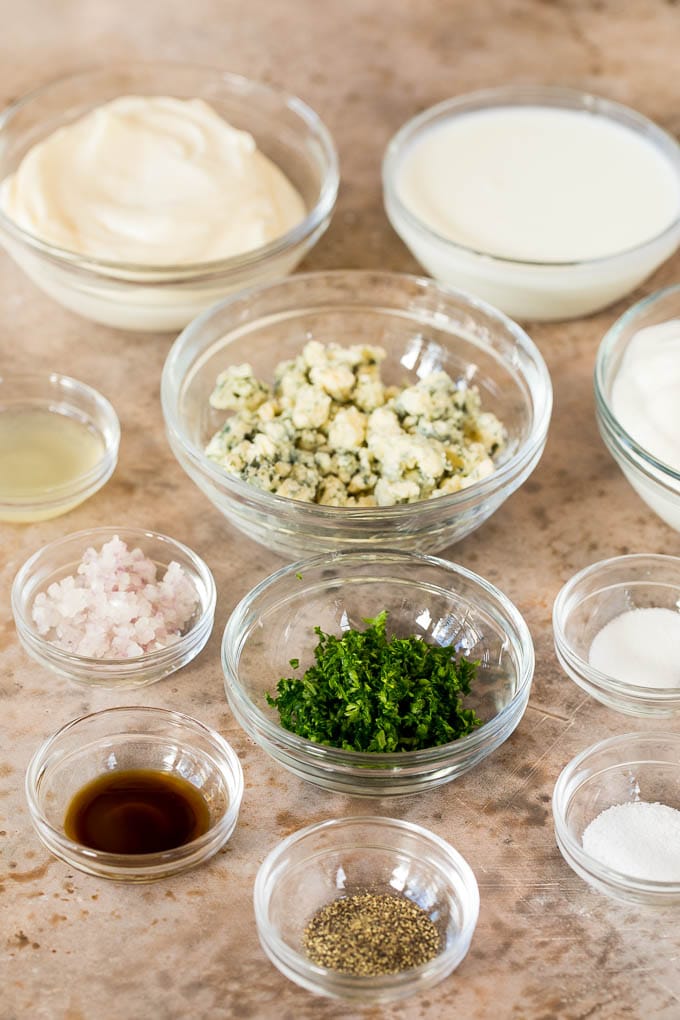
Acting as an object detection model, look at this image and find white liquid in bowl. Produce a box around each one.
[396,106,680,263]
[386,97,680,320]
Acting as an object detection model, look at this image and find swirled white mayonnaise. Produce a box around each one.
[611,319,680,470]
[0,95,306,265]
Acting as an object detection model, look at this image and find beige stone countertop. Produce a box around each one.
[3,1,680,1017]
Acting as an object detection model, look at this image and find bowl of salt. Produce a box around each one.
[552,732,680,906]
[552,553,680,716]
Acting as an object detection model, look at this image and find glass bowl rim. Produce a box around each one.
[0,60,340,277]
[253,813,480,989]
[24,704,244,869]
[552,552,680,701]
[162,268,553,518]
[222,548,535,765]
[383,84,680,270]
[552,730,680,893]
[11,524,217,670]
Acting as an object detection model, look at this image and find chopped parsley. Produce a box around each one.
[265,610,482,752]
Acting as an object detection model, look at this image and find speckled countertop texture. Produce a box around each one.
[2,1,680,1018]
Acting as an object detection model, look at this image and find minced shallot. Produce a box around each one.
[32,535,199,659]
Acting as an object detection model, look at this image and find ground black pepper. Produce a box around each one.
[302,891,441,976]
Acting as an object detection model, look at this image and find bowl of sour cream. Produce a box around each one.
[0,64,338,331]
[383,86,680,321]
[595,284,680,532]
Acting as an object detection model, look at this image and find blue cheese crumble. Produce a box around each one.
[205,341,506,506]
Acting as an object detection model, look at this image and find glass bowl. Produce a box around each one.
[383,86,680,321]
[552,732,680,906]
[595,284,680,531]
[0,372,119,522]
[12,526,216,688]
[553,553,680,716]
[161,269,552,559]
[222,550,535,796]
[0,63,338,331]
[253,815,479,1003]
[25,706,243,882]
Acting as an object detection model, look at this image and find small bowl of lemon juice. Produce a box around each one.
[0,373,119,522]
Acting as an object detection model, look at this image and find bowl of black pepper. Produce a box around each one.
[222,549,534,795]
[253,815,480,1003]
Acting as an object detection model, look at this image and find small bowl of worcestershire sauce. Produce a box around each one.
[25,706,243,881]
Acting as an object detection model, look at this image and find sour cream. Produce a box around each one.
[611,319,680,470]
[396,106,680,263]
[0,96,306,265]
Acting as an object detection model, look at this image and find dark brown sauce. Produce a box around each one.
[63,768,211,855]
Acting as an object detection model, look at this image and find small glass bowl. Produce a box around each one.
[383,86,680,321]
[0,63,338,331]
[0,372,119,522]
[553,553,680,716]
[222,550,535,796]
[25,706,243,882]
[12,526,216,688]
[253,815,479,1003]
[552,732,680,906]
[162,269,552,558]
[595,284,680,532]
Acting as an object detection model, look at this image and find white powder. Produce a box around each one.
[588,606,680,688]
[582,801,680,881]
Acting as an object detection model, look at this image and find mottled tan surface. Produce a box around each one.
[2,1,680,1018]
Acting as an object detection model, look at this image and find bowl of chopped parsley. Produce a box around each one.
[222,550,534,795]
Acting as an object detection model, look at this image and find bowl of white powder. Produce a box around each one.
[553,553,680,716]
[552,732,680,906]
[12,526,216,688]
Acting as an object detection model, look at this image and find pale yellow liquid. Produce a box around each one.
[0,408,105,520]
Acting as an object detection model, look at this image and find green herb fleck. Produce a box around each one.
[266,610,482,752]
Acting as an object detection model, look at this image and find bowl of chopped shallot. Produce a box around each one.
[12,526,216,688]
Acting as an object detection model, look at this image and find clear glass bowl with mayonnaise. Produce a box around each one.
[0,64,338,332]
[595,284,680,532]
[162,270,552,559]
[383,86,680,322]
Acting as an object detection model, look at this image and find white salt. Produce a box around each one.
[32,536,198,659]
[588,606,680,688]
[582,801,680,881]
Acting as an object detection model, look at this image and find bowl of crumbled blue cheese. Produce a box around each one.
[162,270,552,558]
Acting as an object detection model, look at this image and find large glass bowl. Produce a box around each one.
[253,816,479,1003]
[595,284,680,531]
[0,64,338,331]
[221,550,535,796]
[162,270,552,558]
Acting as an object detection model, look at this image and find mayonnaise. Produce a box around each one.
[611,319,680,470]
[0,96,306,265]
[395,106,680,263]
